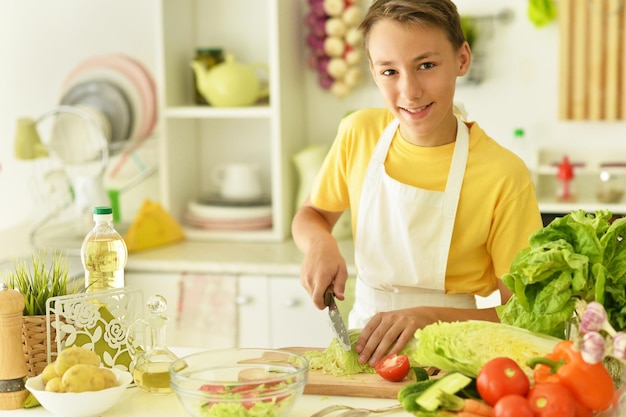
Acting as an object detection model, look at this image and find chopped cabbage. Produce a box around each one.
[410,321,560,377]
[197,394,294,417]
[303,330,376,376]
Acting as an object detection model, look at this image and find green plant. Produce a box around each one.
[3,251,80,316]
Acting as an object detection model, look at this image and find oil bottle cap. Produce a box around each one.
[93,206,113,215]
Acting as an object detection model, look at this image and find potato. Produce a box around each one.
[54,346,100,376]
[61,364,117,393]
[61,364,99,393]
[41,363,59,385]
[44,377,65,393]
[97,367,118,390]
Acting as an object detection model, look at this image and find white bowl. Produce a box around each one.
[25,367,132,417]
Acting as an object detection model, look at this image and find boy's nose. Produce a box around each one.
[400,74,423,101]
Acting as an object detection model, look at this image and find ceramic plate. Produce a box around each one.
[63,67,142,142]
[184,212,273,230]
[60,80,132,146]
[187,200,272,220]
[198,193,271,207]
[62,53,157,141]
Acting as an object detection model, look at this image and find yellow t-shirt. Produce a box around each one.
[310,108,543,296]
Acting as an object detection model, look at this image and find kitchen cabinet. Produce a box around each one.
[268,276,333,348]
[127,271,240,349]
[155,0,306,242]
[126,271,334,349]
[238,275,334,348]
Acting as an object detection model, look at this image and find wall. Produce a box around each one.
[1,0,626,233]
[0,0,158,231]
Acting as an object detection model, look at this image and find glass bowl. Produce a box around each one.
[169,348,308,417]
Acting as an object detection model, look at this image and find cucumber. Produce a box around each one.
[397,380,438,411]
[408,366,430,382]
[414,372,473,411]
[400,392,423,412]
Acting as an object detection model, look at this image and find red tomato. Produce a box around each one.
[230,384,260,393]
[527,383,576,417]
[374,353,410,382]
[494,394,535,417]
[199,384,227,394]
[476,357,531,406]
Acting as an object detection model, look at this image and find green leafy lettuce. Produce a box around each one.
[410,321,559,377]
[199,398,292,417]
[497,209,626,337]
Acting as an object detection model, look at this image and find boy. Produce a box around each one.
[292,0,542,366]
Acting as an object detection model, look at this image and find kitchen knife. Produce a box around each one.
[324,287,351,351]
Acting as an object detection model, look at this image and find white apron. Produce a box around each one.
[350,117,476,329]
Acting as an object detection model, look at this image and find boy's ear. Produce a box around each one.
[457,41,472,76]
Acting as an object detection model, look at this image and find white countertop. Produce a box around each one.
[4,390,409,417]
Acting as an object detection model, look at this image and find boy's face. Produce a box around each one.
[367,19,470,146]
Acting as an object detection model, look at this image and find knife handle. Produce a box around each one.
[323,287,334,307]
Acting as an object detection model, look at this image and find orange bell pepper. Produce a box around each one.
[532,356,593,417]
[527,340,614,412]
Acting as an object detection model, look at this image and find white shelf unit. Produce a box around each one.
[534,147,626,215]
[155,0,306,242]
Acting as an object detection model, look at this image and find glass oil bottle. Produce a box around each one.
[128,295,177,394]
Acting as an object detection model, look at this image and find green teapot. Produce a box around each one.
[190,55,269,107]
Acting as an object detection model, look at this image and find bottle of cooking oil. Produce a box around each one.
[81,206,127,292]
[130,295,177,394]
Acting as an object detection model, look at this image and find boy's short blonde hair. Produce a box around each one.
[359,0,466,52]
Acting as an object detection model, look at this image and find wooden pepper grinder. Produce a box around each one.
[0,282,29,410]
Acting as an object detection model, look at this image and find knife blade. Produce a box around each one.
[324,287,351,351]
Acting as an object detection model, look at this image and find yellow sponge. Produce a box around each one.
[124,200,184,253]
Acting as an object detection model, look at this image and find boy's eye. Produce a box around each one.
[381,63,435,76]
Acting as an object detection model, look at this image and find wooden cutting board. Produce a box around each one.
[281,347,438,399]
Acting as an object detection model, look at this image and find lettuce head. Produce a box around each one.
[410,320,559,377]
[497,209,626,336]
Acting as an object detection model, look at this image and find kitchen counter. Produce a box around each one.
[125,238,357,276]
[4,390,409,417]
[0,223,357,277]
[4,347,411,417]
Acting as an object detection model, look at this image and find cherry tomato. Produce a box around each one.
[527,383,576,417]
[476,357,531,406]
[494,394,535,417]
[374,353,410,382]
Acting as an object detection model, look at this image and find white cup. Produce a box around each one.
[211,163,263,201]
